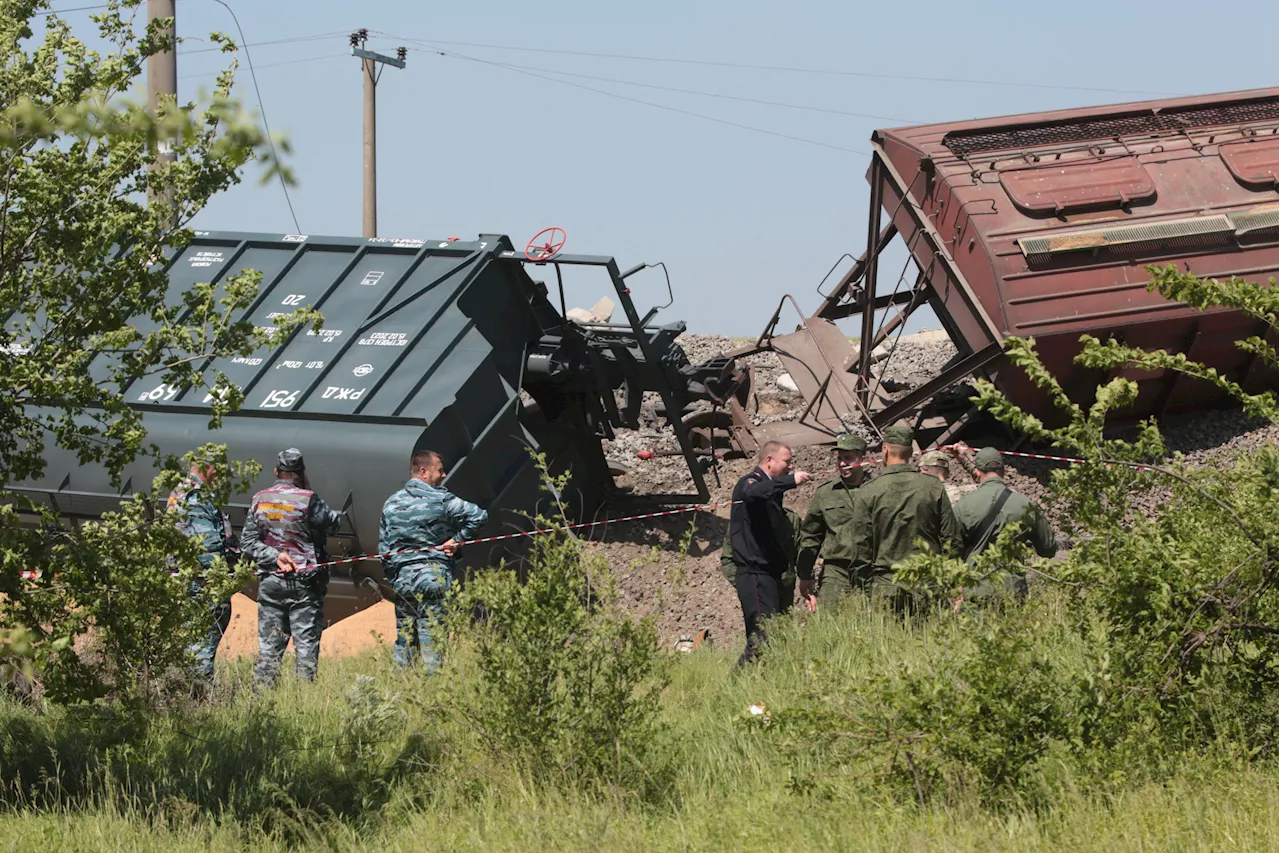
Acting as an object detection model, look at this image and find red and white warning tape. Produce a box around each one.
[307,499,749,570]
[12,447,1162,582]
[952,447,1159,473]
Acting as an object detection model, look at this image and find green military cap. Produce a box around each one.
[835,433,867,452]
[919,450,950,469]
[973,447,1004,471]
[881,425,914,447]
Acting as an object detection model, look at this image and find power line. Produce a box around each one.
[44,3,109,13]
[408,41,867,156]
[206,0,301,233]
[383,34,1180,98]
[177,51,345,80]
[182,30,351,56]
[401,45,917,124]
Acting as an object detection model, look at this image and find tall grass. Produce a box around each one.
[0,594,1274,851]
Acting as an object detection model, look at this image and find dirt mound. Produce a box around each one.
[247,331,1275,657]
[219,594,395,660]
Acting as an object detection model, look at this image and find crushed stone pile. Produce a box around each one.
[243,330,1274,658]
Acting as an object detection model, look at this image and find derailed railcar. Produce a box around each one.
[9,232,741,623]
[806,88,1278,441]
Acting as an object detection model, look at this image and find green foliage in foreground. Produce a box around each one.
[0,1,320,703]
[0,612,1275,852]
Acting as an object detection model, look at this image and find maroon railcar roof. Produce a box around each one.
[871,88,1278,417]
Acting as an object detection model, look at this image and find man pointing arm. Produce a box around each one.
[729,440,810,666]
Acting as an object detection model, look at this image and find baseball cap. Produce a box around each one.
[836,433,868,452]
[881,425,914,447]
[919,450,950,470]
[973,447,1004,471]
[277,447,306,472]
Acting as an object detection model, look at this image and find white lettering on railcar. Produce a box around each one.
[321,386,365,401]
[356,332,407,347]
[189,250,225,268]
[259,389,300,408]
[137,383,181,402]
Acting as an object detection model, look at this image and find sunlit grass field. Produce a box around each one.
[1,599,1274,852]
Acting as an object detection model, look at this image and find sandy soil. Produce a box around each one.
[219,594,396,659]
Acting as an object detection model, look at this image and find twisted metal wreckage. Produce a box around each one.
[10,87,1277,623]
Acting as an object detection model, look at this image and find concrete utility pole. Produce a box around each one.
[350,30,406,238]
[147,0,177,218]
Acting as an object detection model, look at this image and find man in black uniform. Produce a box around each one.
[730,440,811,666]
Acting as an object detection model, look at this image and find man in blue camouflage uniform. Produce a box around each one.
[167,461,235,688]
[379,449,488,672]
[241,448,343,687]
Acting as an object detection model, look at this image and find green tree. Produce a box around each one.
[0,0,318,701]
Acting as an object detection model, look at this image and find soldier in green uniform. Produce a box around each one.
[796,433,871,607]
[949,447,1057,601]
[849,425,962,608]
[918,450,951,484]
[720,507,805,612]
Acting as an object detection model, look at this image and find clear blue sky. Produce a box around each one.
[59,0,1280,334]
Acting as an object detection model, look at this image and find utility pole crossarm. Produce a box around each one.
[350,29,407,239]
[351,46,406,69]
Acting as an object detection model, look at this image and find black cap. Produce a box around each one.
[277,447,305,472]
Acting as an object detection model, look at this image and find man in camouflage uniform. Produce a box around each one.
[167,461,235,688]
[919,449,973,504]
[918,450,950,484]
[950,447,1057,601]
[796,433,870,608]
[241,448,343,687]
[379,449,488,672]
[849,425,961,608]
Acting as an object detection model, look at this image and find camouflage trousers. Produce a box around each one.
[388,562,451,673]
[188,591,233,685]
[255,572,327,687]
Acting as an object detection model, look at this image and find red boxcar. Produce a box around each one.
[873,88,1278,421]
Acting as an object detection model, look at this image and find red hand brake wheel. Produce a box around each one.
[525,226,567,262]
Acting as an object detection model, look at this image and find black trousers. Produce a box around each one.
[735,570,782,666]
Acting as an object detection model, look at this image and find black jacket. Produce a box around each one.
[730,466,798,576]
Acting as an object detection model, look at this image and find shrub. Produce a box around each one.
[444,456,669,795]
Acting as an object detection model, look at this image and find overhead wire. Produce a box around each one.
[205,0,301,233]
[400,45,919,124]
[181,30,351,56]
[398,39,868,156]
[177,51,346,80]
[44,3,110,13]
[376,34,1182,97]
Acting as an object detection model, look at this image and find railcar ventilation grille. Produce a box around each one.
[1017,215,1236,258]
[944,98,1278,157]
[1227,206,1280,234]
